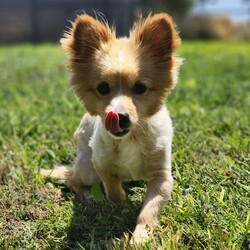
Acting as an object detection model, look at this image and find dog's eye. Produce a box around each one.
[97,82,110,95]
[132,82,147,95]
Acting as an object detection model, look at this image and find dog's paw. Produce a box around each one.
[130,224,149,245]
[67,179,94,201]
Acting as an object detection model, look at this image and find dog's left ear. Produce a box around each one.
[131,14,181,62]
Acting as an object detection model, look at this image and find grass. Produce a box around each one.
[0,42,249,250]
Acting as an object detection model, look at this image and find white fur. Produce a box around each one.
[90,121,145,180]
[88,105,172,180]
[108,95,126,114]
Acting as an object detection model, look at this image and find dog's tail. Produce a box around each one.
[40,165,73,179]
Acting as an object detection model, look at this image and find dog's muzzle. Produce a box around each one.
[105,111,131,137]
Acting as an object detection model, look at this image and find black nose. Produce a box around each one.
[118,113,131,130]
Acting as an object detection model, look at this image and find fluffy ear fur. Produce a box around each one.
[61,15,114,63]
[131,14,181,62]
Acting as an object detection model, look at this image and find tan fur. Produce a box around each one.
[96,167,126,202]
[61,13,182,117]
[43,13,182,244]
[40,166,73,179]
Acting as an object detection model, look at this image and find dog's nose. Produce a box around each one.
[118,113,131,130]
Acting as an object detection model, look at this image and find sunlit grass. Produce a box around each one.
[0,42,249,249]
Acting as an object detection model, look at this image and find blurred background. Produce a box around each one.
[0,0,250,44]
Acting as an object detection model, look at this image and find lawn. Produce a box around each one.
[0,42,249,250]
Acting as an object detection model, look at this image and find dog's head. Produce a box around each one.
[61,13,182,138]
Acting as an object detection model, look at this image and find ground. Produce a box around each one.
[0,42,249,249]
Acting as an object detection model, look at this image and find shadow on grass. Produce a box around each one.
[63,182,143,250]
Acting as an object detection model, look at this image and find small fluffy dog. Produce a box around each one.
[42,13,182,243]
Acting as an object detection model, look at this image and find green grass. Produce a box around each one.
[0,42,249,250]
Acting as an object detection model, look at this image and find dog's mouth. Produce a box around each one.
[110,130,130,137]
[105,111,130,137]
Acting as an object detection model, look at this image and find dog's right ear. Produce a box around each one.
[61,15,114,63]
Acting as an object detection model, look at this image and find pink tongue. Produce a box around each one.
[105,111,123,133]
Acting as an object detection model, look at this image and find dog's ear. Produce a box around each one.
[61,15,114,62]
[131,14,180,62]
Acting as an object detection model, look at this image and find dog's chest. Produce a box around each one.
[111,140,145,180]
[93,137,146,180]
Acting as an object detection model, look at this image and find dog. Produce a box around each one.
[41,13,182,244]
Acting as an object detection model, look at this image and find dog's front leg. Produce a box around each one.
[96,168,126,202]
[131,170,173,244]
